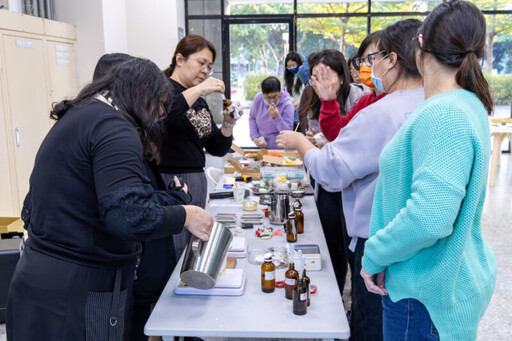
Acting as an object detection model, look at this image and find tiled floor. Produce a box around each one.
[1,150,511,341]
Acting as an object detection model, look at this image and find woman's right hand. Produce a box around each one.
[196,77,225,97]
[183,205,214,241]
[312,65,338,101]
[306,128,318,146]
[253,137,267,148]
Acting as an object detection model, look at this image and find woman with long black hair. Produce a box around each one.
[284,51,304,128]
[7,58,213,341]
[362,1,496,339]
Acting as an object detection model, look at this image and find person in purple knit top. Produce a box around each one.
[249,76,294,149]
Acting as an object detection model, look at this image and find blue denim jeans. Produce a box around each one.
[382,295,440,341]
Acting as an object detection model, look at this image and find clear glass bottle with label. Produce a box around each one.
[302,268,311,306]
[261,253,275,293]
[285,262,299,299]
[293,278,307,315]
[286,211,297,243]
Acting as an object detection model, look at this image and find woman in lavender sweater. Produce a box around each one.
[249,76,294,148]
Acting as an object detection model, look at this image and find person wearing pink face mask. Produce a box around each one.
[318,32,387,142]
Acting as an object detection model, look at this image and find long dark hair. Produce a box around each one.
[303,49,351,120]
[92,53,133,82]
[418,0,493,114]
[378,19,422,91]
[51,58,173,163]
[164,34,216,77]
[284,51,303,96]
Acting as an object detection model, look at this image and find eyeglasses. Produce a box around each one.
[263,94,280,101]
[188,57,215,76]
[355,50,387,68]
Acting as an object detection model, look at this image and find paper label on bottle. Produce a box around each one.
[285,278,296,286]
[300,293,307,301]
[265,271,275,280]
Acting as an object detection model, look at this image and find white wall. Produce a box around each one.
[102,0,128,54]
[53,0,105,86]
[177,0,185,34]
[7,0,22,13]
[125,0,179,69]
[53,0,184,87]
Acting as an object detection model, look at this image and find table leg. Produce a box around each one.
[489,133,506,186]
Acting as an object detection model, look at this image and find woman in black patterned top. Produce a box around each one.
[159,34,237,257]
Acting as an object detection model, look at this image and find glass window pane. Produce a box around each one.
[187,0,221,15]
[298,0,368,14]
[483,14,512,115]
[229,23,290,147]
[188,19,224,124]
[466,0,512,11]
[188,19,223,73]
[371,0,442,13]
[297,17,368,59]
[370,15,425,32]
[226,0,293,15]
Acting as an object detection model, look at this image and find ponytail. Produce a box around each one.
[163,63,174,78]
[455,52,493,115]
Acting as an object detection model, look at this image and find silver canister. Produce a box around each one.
[180,222,233,289]
[269,192,290,224]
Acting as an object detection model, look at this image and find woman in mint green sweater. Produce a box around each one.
[361,1,497,340]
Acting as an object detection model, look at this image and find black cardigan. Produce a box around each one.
[159,78,232,174]
[24,102,186,268]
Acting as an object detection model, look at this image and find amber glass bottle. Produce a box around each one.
[223,97,235,116]
[293,278,307,315]
[302,268,311,306]
[286,211,297,243]
[294,206,304,234]
[293,197,302,210]
[285,263,299,299]
[261,253,275,293]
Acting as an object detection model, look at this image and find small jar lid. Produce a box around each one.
[264,252,273,261]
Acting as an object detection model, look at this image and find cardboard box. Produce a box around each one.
[230,144,265,159]
[261,150,303,168]
[226,156,261,179]
[0,217,23,235]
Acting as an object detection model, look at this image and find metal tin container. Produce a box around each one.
[269,192,290,224]
[180,222,233,289]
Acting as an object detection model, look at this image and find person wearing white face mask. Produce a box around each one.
[276,19,424,340]
[318,31,387,142]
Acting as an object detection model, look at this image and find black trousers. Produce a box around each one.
[7,246,134,341]
[316,186,355,298]
[350,238,383,341]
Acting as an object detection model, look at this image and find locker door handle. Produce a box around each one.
[15,127,20,147]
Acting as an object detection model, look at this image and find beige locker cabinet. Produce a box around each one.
[2,33,52,209]
[0,67,17,217]
[46,40,79,106]
[0,11,78,216]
